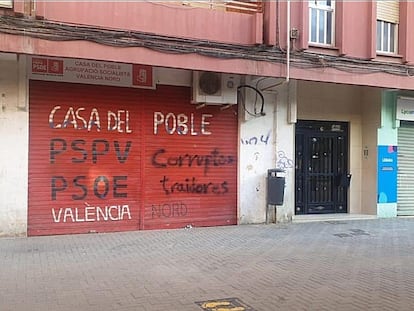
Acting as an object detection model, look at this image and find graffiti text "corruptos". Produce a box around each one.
[151,148,234,175]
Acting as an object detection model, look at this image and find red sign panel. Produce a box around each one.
[48,59,64,75]
[132,64,153,87]
[29,81,237,236]
[32,58,48,73]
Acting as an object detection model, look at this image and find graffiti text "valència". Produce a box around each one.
[51,204,131,223]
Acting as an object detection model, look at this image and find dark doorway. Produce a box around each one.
[295,120,349,214]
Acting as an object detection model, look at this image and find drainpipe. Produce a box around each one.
[264,0,290,90]
[286,0,290,83]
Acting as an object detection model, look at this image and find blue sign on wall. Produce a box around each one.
[377,145,397,203]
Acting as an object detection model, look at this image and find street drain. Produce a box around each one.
[196,297,255,311]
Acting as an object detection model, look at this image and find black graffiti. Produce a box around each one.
[72,140,88,163]
[151,148,234,175]
[112,176,128,198]
[92,140,109,164]
[49,139,66,164]
[49,138,132,164]
[51,175,67,200]
[160,175,228,195]
[51,175,128,200]
[241,131,270,146]
[114,141,132,163]
[73,176,87,200]
[151,202,188,219]
[93,175,110,199]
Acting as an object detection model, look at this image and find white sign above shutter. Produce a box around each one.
[396,97,414,121]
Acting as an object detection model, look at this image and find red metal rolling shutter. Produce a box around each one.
[29,81,143,236]
[29,81,237,236]
[142,85,238,230]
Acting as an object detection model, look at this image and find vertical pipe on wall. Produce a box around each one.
[286,0,290,83]
[17,55,28,111]
[288,80,297,124]
[368,1,377,59]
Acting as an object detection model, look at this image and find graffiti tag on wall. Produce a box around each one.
[276,151,294,170]
[241,130,270,146]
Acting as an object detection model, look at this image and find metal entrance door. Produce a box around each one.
[295,121,349,214]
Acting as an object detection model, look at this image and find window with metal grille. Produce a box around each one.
[376,0,399,54]
[309,0,335,46]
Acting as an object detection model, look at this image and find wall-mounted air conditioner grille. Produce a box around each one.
[192,71,240,105]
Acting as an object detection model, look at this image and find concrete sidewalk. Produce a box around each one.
[1,218,414,311]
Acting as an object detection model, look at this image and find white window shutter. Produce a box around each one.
[0,0,12,8]
[377,0,400,24]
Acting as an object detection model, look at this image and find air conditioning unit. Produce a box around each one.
[192,71,240,105]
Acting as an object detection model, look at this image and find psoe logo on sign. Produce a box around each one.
[32,58,48,73]
[132,64,154,88]
[31,58,64,75]
[48,59,64,75]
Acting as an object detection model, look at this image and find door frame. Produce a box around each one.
[295,120,350,215]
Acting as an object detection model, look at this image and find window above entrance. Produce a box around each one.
[309,0,335,46]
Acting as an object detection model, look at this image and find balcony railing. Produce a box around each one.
[180,1,263,14]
